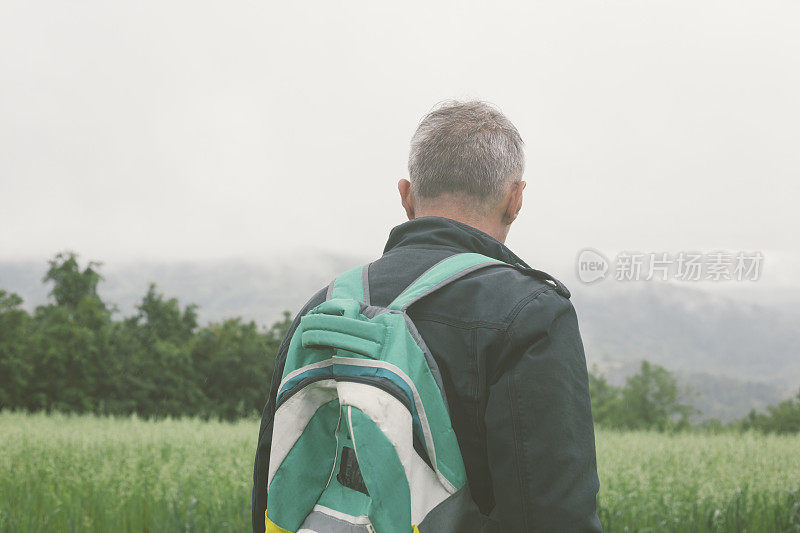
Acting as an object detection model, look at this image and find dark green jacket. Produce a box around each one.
[252,216,601,532]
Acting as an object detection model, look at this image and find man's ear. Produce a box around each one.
[398,179,415,220]
[503,180,526,225]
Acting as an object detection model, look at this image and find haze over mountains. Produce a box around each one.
[2,254,798,422]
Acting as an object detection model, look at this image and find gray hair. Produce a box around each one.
[408,100,525,207]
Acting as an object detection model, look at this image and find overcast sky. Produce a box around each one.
[1,1,798,287]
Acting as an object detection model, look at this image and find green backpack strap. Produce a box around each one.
[389,253,507,311]
[326,263,371,303]
[325,253,508,310]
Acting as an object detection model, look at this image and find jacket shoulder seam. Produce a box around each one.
[502,285,555,328]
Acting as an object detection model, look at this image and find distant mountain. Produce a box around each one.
[572,283,800,394]
[0,253,368,326]
[677,372,786,423]
[2,255,798,421]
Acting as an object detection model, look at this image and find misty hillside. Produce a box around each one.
[572,283,800,390]
[0,253,366,326]
[2,255,798,422]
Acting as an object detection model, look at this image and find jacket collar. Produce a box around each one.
[383,216,531,268]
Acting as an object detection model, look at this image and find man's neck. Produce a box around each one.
[413,211,510,243]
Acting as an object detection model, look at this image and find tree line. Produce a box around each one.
[0,252,288,419]
[1,252,798,432]
[589,361,800,434]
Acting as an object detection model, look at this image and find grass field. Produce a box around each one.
[1,413,799,532]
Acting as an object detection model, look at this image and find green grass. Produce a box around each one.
[1,413,799,532]
[0,412,255,532]
[596,430,800,532]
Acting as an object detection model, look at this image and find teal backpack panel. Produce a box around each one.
[265,253,507,533]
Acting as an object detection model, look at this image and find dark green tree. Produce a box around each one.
[587,366,622,426]
[618,360,693,431]
[25,252,113,412]
[0,291,33,409]
[741,390,800,434]
[192,320,268,418]
[117,283,202,417]
[44,252,103,311]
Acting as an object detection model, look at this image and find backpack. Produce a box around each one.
[265,252,507,533]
